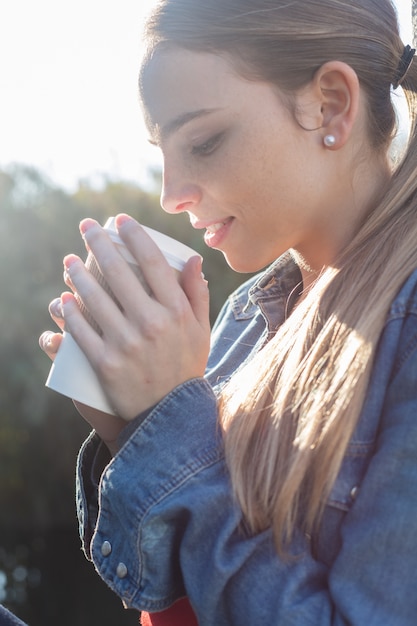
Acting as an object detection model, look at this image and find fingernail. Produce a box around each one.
[115,214,134,230]
[79,218,97,236]
[39,331,54,350]
[60,292,74,306]
[63,254,79,270]
[49,297,63,318]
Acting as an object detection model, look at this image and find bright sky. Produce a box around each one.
[0,0,413,192]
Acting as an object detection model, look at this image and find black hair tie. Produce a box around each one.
[393,44,415,89]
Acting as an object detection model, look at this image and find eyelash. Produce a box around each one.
[191,132,224,157]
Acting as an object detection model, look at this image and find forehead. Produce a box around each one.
[139,47,247,136]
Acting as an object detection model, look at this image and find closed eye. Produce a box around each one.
[191,132,224,157]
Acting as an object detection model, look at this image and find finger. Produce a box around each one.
[114,214,184,306]
[63,255,126,338]
[63,266,77,294]
[39,331,63,360]
[59,291,103,358]
[78,219,157,318]
[180,256,210,331]
[49,297,65,332]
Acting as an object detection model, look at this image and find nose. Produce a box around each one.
[160,161,202,215]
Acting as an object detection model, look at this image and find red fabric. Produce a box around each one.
[140,597,198,626]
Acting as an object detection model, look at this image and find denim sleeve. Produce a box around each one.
[76,335,417,625]
[0,605,28,626]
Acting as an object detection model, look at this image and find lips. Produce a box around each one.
[188,216,234,248]
[205,220,229,234]
[190,216,233,231]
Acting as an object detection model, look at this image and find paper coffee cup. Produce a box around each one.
[45,217,199,414]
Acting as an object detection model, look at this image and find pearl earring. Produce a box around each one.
[323,134,336,148]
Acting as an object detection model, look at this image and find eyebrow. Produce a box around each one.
[148,108,223,145]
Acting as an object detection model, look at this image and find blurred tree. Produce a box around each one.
[0,164,253,624]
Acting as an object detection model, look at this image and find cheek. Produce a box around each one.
[194,130,279,203]
[216,144,263,197]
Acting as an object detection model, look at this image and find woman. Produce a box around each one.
[40,0,417,623]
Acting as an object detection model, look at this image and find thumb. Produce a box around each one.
[181,256,210,330]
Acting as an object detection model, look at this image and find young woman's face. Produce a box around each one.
[140,48,339,273]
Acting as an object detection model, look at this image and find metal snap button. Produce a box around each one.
[101,541,112,557]
[116,562,128,579]
[350,486,358,500]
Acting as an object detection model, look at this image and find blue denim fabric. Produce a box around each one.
[0,606,27,626]
[76,253,417,625]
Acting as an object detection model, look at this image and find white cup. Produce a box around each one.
[45,217,199,414]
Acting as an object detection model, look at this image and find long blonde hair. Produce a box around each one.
[143,0,417,551]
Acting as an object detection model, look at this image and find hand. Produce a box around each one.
[39,299,127,454]
[39,297,65,359]
[47,214,211,424]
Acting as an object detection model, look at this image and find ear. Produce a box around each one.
[298,61,361,150]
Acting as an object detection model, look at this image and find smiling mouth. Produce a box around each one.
[205,220,230,234]
[201,217,234,249]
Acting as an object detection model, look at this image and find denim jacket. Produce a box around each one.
[0,605,27,626]
[76,252,417,625]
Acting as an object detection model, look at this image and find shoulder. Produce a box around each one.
[386,267,417,323]
[382,268,417,377]
[361,267,417,431]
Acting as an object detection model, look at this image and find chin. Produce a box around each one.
[223,253,271,274]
